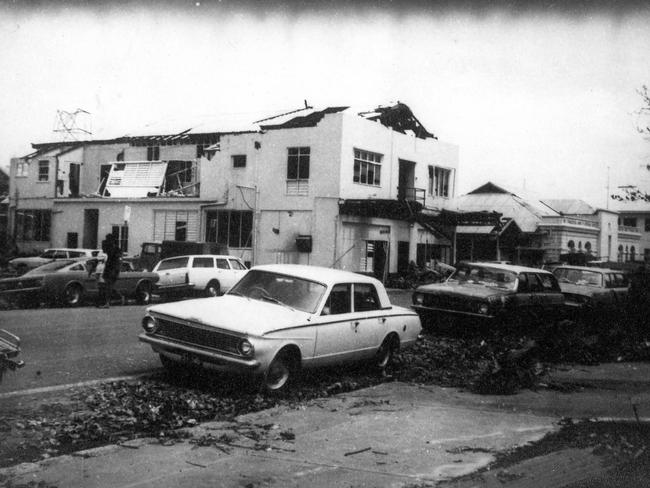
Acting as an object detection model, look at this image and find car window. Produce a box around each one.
[450,264,517,291]
[354,283,381,312]
[526,273,544,293]
[538,273,561,292]
[193,257,214,268]
[216,258,229,269]
[517,273,529,293]
[69,263,85,271]
[120,262,133,272]
[229,259,247,270]
[322,284,351,315]
[53,251,68,259]
[40,250,56,258]
[156,257,189,271]
[68,251,84,258]
[611,273,628,287]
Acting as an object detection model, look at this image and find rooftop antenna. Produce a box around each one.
[53,109,92,141]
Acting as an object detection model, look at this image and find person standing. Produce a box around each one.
[100,233,122,308]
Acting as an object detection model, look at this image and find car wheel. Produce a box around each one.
[135,282,152,304]
[375,336,397,370]
[63,284,83,307]
[205,280,220,297]
[263,353,295,392]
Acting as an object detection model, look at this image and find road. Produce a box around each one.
[0,290,415,395]
[0,304,160,394]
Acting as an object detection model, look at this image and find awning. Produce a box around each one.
[455,225,497,235]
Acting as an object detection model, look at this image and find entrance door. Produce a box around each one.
[69,164,80,197]
[397,241,410,274]
[83,209,99,249]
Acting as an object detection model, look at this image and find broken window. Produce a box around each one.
[353,149,382,186]
[38,160,49,182]
[206,210,253,249]
[154,210,199,242]
[15,161,29,177]
[430,166,452,198]
[175,221,187,241]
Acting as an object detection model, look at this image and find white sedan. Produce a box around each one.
[139,264,422,391]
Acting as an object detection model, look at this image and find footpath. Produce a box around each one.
[1,362,649,488]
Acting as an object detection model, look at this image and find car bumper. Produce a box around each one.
[139,333,261,373]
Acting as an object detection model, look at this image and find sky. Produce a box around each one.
[1,0,650,208]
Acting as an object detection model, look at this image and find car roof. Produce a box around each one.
[160,254,243,260]
[251,264,383,286]
[552,265,622,273]
[461,262,554,274]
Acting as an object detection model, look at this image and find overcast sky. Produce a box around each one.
[1,1,650,208]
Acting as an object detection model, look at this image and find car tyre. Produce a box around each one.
[205,280,220,297]
[135,282,152,305]
[263,352,295,392]
[375,335,398,371]
[63,283,83,307]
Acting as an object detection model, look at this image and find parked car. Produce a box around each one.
[152,254,248,297]
[0,258,159,307]
[0,329,24,383]
[9,248,104,275]
[412,262,566,330]
[139,264,422,391]
[552,265,629,323]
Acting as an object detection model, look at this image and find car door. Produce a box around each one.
[312,283,360,365]
[155,257,189,288]
[512,272,535,324]
[351,282,385,357]
[608,272,629,310]
[536,272,564,320]
[190,256,215,290]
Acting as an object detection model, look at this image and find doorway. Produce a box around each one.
[83,209,99,249]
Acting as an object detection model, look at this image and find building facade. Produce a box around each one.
[8,103,460,276]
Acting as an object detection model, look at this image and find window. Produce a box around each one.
[15,161,29,177]
[154,210,199,242]
[645,218,650,232]
[192,257,214,268]
[353,149,382,186]
[323,284,351,315]
[38,160,49,182]
[111,225,129,253]
[147,146,160,161]
[216,258,229,269]
[232,155,247,168]
[196,144,209,158]
[429,166,452,197]
[206,210,253,248]
[622,217,637,228]
[353,283,381,311]
[229,259,247,270]
[15,209,51,241]
[287,147,310,195]
[157,257,189,271]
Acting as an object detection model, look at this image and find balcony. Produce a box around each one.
[538,216,600,230]
[397,186,425,206]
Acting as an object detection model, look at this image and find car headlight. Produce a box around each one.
[413,293,424,305]
[478,303,490,315]
[238,339,254,357]
[141,315,158,333]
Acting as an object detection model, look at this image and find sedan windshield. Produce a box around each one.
[448,264,518,291]
[228,270,326,313]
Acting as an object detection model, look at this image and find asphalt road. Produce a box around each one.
[0,290,415,395]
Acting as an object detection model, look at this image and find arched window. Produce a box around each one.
[585,242,592,254]
[568,240,575,252]
[578,241,582,250]
[618,244,624,262]
[631,246,636,262]
[625,245,629,262]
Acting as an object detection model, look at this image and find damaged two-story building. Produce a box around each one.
[8,103,464,276]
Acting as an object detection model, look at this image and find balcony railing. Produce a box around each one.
[397,187,425,206]
[539,216,600,229]
[618,225,641,234]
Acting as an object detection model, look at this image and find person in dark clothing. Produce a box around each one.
[99,233,122,308]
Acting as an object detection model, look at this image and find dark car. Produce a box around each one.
[552,265,629,324]
[0,258,159,308]
[412,262,566,330]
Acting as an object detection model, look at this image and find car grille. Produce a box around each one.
[155,318,242,356]
[422,294,476,313]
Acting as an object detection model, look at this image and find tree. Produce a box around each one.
[610,85,650,202]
